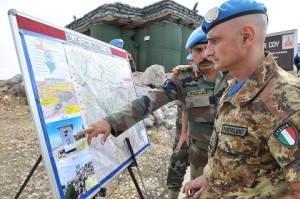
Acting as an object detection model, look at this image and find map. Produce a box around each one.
[66,47,135,126]
[24,35,80,122]
[36,81,80,122]
[22,32,149,198]
[24,35,71,81]
[65,46,149,182]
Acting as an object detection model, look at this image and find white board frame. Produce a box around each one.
[8,9,150,199]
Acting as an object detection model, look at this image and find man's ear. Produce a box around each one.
[241,25,255,45]
[188,48,192,54]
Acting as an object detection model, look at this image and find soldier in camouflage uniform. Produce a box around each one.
[166,53,196,198]
[166,100,189,198]
[77,27,230,198]
[182,0,300,198]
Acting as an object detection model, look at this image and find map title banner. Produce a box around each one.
[66,33,111,54]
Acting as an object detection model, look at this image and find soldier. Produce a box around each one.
[77,27,230,198]
[166,51,196,199]
[182,0,300,198]
[166,99,189,199]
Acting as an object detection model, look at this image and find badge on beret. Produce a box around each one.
[205,7,219,23]
[274,121,298,147]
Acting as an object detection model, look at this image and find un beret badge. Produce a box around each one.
[205,7,219,23]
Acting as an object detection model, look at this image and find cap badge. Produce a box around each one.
[205,7,219,23]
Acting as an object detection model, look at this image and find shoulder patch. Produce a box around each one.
[172,65,192,76]
[274,121,298,147]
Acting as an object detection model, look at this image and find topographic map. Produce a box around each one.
[23,33,149,197]
[65,47,135,126]
[65,45,149,184]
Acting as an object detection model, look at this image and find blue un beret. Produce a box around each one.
[185,27,207,49]
[186,54,193,61]
[202,0,267,34]
[109,39,124,49]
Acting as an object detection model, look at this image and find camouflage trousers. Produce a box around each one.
[166,137,190,191]
[189,139,209,180]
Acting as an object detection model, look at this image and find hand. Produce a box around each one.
[276,181,300,199]
[175,131,189,152]
[76,119,112,145]
[182,175,208,199]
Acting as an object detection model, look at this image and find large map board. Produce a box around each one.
[8,9,149,199]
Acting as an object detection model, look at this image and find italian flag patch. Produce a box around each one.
[274,121,298,147]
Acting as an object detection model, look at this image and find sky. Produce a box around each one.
[1,0,299,80]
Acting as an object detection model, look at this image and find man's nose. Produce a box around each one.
[205,45,213,57]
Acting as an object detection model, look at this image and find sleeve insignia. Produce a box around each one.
[274,121,298,147]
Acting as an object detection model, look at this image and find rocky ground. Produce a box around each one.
[0,79,178,199]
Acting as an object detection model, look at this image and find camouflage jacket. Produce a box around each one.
[105,65,229,147]
[202,52,300,198]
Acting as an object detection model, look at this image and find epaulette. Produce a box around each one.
[172,65,193,76]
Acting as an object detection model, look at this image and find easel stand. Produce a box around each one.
[125,137,146,199]
[15,155,42,199]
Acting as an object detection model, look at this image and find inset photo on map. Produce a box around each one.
[46,116,88,161]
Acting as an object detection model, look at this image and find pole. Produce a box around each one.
[125,138,145,199]
[14,155,42,199]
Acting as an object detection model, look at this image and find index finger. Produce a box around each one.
[76,127,94,138]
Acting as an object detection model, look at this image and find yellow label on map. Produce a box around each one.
[65,105,80,114]
[40,97,59,105]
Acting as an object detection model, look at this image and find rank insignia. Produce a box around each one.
[274,121,298,147]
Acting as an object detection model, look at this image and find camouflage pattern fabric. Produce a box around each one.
[166,105,189,191]
[202,52,300,198]
[105,64,229,178]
